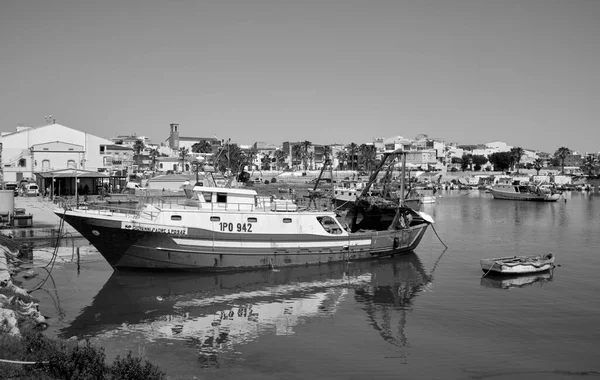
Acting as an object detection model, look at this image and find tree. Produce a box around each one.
[300,141,312,171]
[510,147,525,173]
[346,143,359,170]
[133,140,145,170]
[179,147,189,172]
[191,141,213,154]
[292,145,303,170]
[336,150,347,170]
[581,155,599,176]
[488,152,512,172]
[322,145,332,162]
[554,147,572,174]
[247,147,258,172]
[471,155,488,171]
[461,154,473,171]
[261,152,273,171]
[274,149,288,171]
[148,148,159,172]
[214,143,246,174]
[533,158,544,176]
[358,144,377,173]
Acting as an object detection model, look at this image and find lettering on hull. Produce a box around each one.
[121,222,188,235]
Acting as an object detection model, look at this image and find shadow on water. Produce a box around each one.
[60,252,436,368]
[480,271,554,290]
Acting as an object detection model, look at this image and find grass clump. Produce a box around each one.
[0,329,166,379]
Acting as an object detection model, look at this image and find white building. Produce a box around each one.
[1,123,113,182]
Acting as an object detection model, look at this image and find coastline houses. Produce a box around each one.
[0,123,113,183]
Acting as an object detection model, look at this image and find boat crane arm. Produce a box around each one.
[312,159,331,192]
[358,148,405,199]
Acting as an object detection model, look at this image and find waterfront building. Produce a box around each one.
[0,122,113,182]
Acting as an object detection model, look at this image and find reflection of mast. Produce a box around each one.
[355,253,431,348]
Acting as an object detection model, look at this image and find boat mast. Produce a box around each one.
[399,152,407,206]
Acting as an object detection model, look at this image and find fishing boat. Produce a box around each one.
[480,253,555,276]
[55,149,433,272]
[489,180,561,202]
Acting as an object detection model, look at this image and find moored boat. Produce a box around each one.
[489,181,561,202]
[55,149,433,272]
[480,253,555,276]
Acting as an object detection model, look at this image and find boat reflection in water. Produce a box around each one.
[61,253,432,367]
[480,271,554,289]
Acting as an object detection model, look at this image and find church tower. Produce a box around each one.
[169,123,179,150]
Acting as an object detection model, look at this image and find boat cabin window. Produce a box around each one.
[317,216,343,234]
[210,216,220,222]
[247,217,257,223]
[216,193,227,203]
[202,192,212,202]
[171,215,182,221]
[283,218,292,223]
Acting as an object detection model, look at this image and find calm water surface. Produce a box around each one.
[25,190,600,380]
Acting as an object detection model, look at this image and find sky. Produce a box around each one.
[1,0,599,154]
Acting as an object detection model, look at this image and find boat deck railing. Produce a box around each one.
[68,194,328,220]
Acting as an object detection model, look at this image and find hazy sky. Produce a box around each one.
[1,0,599,153]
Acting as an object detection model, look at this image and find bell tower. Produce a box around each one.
[169,123,180,150]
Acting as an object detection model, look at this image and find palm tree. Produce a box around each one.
[336,150,347,170]
[533,158,544,176]
[274,149,288,171]
[321,145,332,164]
[510,147,525,173]
[133,140,145,171]
[346,143,358,171]
[358,144,377,173]
[581,155,599,176]
[292,145,303,170]
[148,148,159,173]
[554,147,572,174]
[300,141,312,171]
[179,147,189,173]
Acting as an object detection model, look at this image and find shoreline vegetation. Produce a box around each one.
[1,237,167,379]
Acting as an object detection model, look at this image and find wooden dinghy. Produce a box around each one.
[480,253,555,276]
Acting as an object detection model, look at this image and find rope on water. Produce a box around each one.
[482,263,497,277]
[28,208,67,293]
[0,358,49,365]
[430,224,448,249]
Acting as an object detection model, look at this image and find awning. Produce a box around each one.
[36,169,110,179]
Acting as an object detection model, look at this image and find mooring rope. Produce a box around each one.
[28,209,67,293]
[430,224,448,249]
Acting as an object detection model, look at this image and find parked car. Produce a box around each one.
[5,182,18,196]
[23,183,40,196]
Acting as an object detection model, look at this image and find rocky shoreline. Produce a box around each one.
[0,235,48,336]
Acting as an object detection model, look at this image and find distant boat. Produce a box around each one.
[480,253,555,276]
[489,181,561,202]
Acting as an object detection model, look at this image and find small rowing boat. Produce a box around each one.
[480,253,555,276]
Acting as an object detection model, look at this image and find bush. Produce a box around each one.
[111,352,166,380]
[264,180,270,185]
[270,177,277,183]
[0,330,166,380]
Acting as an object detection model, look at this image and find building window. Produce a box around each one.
[42,160,50,171]
[67,160,76,168]
[18,159,26,167]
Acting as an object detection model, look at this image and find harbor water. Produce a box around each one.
[21,190,600,379]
